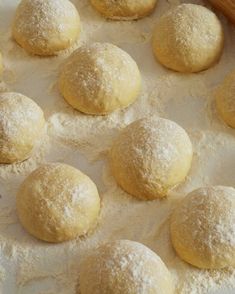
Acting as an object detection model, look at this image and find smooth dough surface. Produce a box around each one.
[17,163,100,243]
[216,70,235,128]
[59,43,141,115]
[171,186,235,269]
[12,0,80,56]
[90,0,158,20]
[152,4,224,73]
[79,240,174,294]
[110,117,193,200]
[0,92,45,164]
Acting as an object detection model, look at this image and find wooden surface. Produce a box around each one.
[208,0,235,24]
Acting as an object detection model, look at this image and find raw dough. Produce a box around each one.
[0,92,45,164]
[152,4,224,73]
[110,117,193,200]
[216,70,235,128]
[90,0,158,20]
[171,186,235,269]
[79,240,174,294]
[12,0,80,56]
[59,43,141,115]
[17,163,100,243]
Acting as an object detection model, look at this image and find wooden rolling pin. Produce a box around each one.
[208,0,235,24]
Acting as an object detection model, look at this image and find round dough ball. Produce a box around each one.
[152,4,224,73]
[170,186,235,269]
[0,92,45,164]
[12,0,80,56]
[90,0,157,20]
[59,43,141,115]
[17,163,100,243]
[216,71,235,128]
[79,240,174,294]
[110,117,193,200]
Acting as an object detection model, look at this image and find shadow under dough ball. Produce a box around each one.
[0,52,3,77]
[215,70,235,128]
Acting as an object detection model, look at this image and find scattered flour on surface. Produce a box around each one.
[0,0,234,293]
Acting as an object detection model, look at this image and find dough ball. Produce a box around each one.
[79,240,174,294]
[152,4,224,73]
[17,163,100,243]
[170,186,235,269]
[110,117,193,200]
[0,92,45,164]
[90,0,157,20]
[12,0,80,56]
[59,43,141,115]
[216,71,235,128]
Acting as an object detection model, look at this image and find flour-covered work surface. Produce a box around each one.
[0,0,235,293]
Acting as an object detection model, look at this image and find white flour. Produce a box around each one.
[0,0,235,293]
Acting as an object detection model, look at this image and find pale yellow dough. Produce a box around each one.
[110,117,193,200]
[171,186,235,269]
[152,4,224,73]
[79,240,174,294]
[59,43,141,115]
[12,0,80,56]
[17,163,100,243]
[216,70,235,128]
[90,0,158,20]
[0,92,45,164]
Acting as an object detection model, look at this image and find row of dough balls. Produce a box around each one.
[10,0,224,73]
[0,101,233,288]
[12,0,158,57]
[3,100,233,271]
[0,91,233,199]
[2,1,230,119]
[79,183,235,294]
[0,1,228,117]
[16,162,235,284]
[15,160,235,270]
[1,38,233,125]
[0,92,193,199]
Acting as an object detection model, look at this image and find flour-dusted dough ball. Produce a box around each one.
[12,0,80,56]
[216,71,235,128]
[17,163,100,243]
[0,92,45,164]
[152,4,224,73]
[59,43,141,115]
[79,240,174,294]
[90,0,158,20]
[110,117,193,200]
[171,186,235,269]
